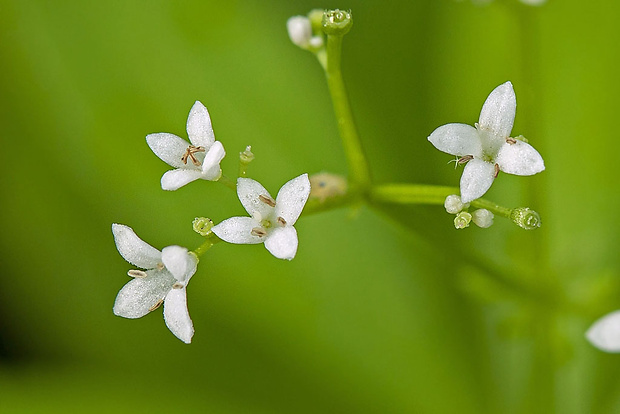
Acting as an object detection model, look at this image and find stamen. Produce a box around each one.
[128,269,148,278]
[506,137,517,145]
[172,282,184,289]
[277,216,287,226]
[181,145,206,166]
[494,163,500,178]
[458,155,474,165]
[251,227,267,237]
[156,262,165,270]
[258,194,276,207]
[149,299,163,312]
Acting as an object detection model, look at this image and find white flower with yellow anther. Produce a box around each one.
[428,81,545,203]
[212,174,310,260]
[112,224,197,344]
[147,101,226,191]
[586,310,620,353]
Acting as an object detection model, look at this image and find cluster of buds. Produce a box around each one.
[444,194,494,230]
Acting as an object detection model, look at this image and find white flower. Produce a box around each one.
[586,310,620,353]
[287,16,313,48]
[147,101,226,191]
[212,174,311,260]
[428,81,545,203]
[112,223,198,344]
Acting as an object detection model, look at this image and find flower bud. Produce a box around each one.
[454,211,472,229]
[193,217,214,236]
[510,207,541,230]
[322,9,353,36]
[444,194,469,214]
[308,9,325,33]
[471,209,494,228]
[287,16,313,48]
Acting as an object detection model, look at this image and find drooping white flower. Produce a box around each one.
[428,81,545,203]
[212,174,311,260]
[586,310,620,353]
[147,101,226,191]
[112,223,198,344]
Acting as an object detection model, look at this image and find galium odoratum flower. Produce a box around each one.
[212,174,310,260]
[586,310,620,353]
[147,101,226,191]
[112,224,198,344]
[428,82,545,203]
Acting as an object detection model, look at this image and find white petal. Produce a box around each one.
[113,269,175,319]
[287,16,312,47]
[161,169,204,191]
[478,81,516,139]
[496,141,545,176]
[427,123,483,158]
[201,140,226,180]
[146,133,191,169]
[264,226,298,260]
[275,173,311,225]
[186,101,215,149]
[112,224,161,269]
[161,246,197,283]
[163,288,194,344]
[212,217,264,244]
[586,311,620,353]
[237,178,275,218]
[460,158,496,203]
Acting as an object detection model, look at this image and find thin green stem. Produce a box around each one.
[324,34,371,192]
[218,174,237,190]
[193,233,221,257]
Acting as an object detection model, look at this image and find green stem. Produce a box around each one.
[218,174,237,190]
[324,33,371,192]
[193,233,221,257]
[369,183,513,219]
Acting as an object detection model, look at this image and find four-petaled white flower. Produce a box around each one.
[147,101,226,191]
[112,223,198,344]
[212,174,311,260]
[428,81,545,203]
[586,310,620,353]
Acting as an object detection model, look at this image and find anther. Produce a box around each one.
[251,227,267,237]
[494,163,500,178]
[156,262,165,270]
[149,299,163,312]
[172,282,184,289]
[181,145,206,166]
[277,216,287,226]
[128,269,148,278]
[506,137,517,145]
[458,155,474,165]
[258,194,276,207]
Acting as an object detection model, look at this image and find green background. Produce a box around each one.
[1,0,619,413]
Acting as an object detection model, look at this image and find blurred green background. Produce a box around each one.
[1,0,619,412]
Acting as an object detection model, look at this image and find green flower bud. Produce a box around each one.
[193,217,214,236]
[454,211,472,229]
[510,207,541,230]
[308,9,325,33]
[322,9,353,36]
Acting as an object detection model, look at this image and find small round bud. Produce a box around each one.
[471,209,494,228]
[193,217,213,236]
[287,16,313,48]
[308,9,325,33]
[444,194,469,214]
[454,211,472,229]
[322,9,353,36]
[510,207,541,230]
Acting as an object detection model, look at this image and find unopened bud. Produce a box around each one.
[510,207,541,230]
[454,211,472,229]
[471,209,494,228]
[287,16,313,48]
[193,217,213,236]
[322,9,353,36]
[444,194,469,214]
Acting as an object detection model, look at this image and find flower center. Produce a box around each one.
[181,145,206,166]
